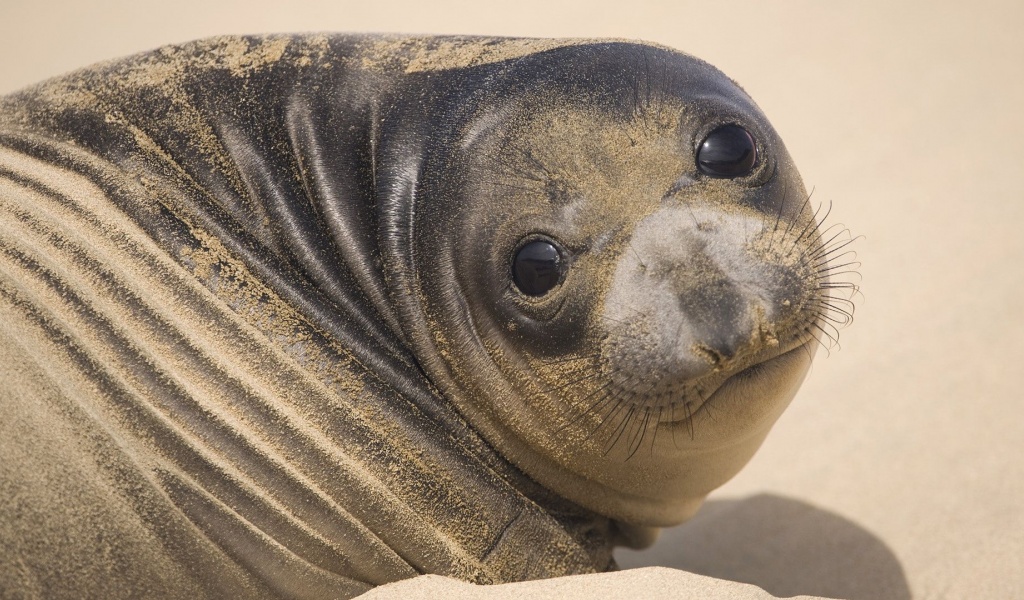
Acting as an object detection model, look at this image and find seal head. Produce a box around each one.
[386,43,827,526]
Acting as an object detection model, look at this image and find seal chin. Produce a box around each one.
[600,338,815,526]
[669,337,817,426]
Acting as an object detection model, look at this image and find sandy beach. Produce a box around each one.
[2,1,1021,598]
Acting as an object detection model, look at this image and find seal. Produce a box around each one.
[0,34,853,598]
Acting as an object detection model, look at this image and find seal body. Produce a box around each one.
[0,35,835,598]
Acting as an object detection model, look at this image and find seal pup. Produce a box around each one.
[0,34,854,598]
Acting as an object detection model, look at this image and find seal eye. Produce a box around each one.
[512,239,565,296]
[697,124,757,178]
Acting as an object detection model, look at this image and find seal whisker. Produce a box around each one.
[670,402,680,448]
[815,299,856,321]
[572,369,623,408]
[765,182,788,255]
[818,317,845,344]
[819,278,861,287]
[602,402,637,455]
[649,406,664,455]
[625,406,645,458]
[814,260,862,276]
[610,376,662,457]
[814,269,862,281]
[683,401,695,440]
[811,252,859,272]
[558,379,619,433]
[829,283,864,306]
[813,262,860,285]
[808,329,834,357]
[821,285,862,303]
[589,372,645,443]
[694,390,721,427]
[783,187,815,241]
[810,237,858,259]
[815,255,864,272]
[818,295,857,312]
[810,320,842,351]
[585,391,622,425]
[575,366,646,441]
[799,332,818,362]
[794,200,833,247]
[688,382,720,425]
[626,407,653,460]
[809,228,859,252]
[815,301,856,325]
[820,314,853,328]
[821,287,861,302]
[805,222,850,255]
[809,237,861,264]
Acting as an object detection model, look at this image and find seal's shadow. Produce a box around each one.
[615,494,911,600]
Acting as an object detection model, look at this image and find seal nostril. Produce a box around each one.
[693,344,725,368]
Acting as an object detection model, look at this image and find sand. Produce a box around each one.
[359,568,834,599]
[1,0,1022,598]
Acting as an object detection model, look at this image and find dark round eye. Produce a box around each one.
[696,124,757,178]
[512,239,565,296]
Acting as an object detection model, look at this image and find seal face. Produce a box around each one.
[0,34,853,598]
[402,44,839,526]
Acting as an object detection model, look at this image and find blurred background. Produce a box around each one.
[3,1,1021,598]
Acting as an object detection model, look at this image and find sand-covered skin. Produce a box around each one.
[2,1,1023,599]
[0,36,638,597]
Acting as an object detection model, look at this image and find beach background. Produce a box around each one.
[2,1,1021,598]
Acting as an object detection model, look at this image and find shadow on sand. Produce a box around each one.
[615,494,911,600]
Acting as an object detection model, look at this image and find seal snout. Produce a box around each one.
[599,205,818,408]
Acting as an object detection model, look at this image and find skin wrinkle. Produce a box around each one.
[0,34,853,598]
